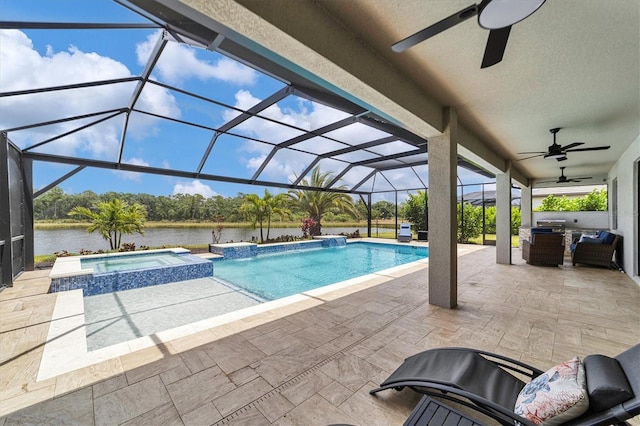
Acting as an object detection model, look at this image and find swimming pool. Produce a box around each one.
[212,241,428,300]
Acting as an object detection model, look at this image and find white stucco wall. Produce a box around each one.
[609,135,639,285]
[532,211,609,230]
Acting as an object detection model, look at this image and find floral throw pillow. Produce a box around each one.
[514,357,589,426]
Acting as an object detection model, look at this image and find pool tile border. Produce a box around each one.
[48,248,212,296]
[209,235,347,259]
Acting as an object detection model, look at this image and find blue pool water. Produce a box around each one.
[213,242,428,300]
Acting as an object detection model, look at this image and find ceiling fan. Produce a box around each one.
[538,167,592,184]
[517,128,611,161]
[391,0,547,68]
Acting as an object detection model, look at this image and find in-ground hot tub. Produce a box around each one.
[49,248,213,296]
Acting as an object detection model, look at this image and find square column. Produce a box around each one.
[0,132,12,286]
[496,165,512,264]
[428,108,458,308]
[23,158,34,271]
[520,185,532,228]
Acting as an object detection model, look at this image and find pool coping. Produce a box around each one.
[36,239,448,381]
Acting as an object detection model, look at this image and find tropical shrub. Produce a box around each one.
[401,190,427,231]
[67,198,147,250]
[457,202,482,243]
[239,190,289,243]
[286,166,359,236]
[535,189,607,212]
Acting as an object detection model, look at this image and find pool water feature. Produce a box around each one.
[212,241,428,300]
[49,248,213,296]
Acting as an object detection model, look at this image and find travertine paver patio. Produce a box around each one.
[1,241,638,425]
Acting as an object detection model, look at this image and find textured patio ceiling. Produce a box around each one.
[0,1,495,197]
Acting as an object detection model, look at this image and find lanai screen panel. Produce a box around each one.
[290,136,350,155]
[233,116,306,144]
[255,149,317,185]
[148,36,287,108]
[297,158,350,186]
[0,0,497,197]
[380,169,426,191]
[121,112,216,171]
[135,84,231,130]
[323,122,392,146]
[261,95,353,131]
[1,81,138,131]
[18,115,128,163]
[368,140,417,156]
[200,133,274,179]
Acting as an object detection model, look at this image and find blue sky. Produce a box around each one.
[0,0,495,201]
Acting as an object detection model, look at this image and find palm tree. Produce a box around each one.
[240,190,289,243]
[287,166,359,236]
[68,198,147,250]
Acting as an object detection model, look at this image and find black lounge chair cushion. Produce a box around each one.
[378,348,526,410]
[583,354,634,412]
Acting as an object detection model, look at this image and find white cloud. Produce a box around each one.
[173,180,218,198]
[0,29,178,157]
[223,91,359,183]
[137,31,258,86]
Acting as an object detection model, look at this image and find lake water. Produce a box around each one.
[34,226,390,255]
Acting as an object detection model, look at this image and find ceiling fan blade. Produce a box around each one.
[560,142,584,151]
[565,146,611,153]
[391,4,477,53]
[537,180,556,184]
[517,153,544,161]
[480,25,511,68]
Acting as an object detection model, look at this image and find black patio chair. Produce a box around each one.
[370,345,639,426]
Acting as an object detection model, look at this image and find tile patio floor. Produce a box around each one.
[1,241,638,425]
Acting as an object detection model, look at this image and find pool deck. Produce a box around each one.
[1,239,639,425]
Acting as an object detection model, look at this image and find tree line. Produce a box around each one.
[35,167,400,226]
[34,186,390,224]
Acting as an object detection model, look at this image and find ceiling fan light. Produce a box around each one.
[544,152,565,160]
[477,0,546,29]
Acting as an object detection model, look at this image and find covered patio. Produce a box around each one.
[1,244,638,423]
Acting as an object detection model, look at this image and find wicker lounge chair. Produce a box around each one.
[371,345,639,426]
[522,232,565,266]
[572,233,620,268]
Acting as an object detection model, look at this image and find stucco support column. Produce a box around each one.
[0,132,12,286]
[496,164,512,264]
[428,108,457,308]
[22,157,34,271]
[520,185,532,228]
